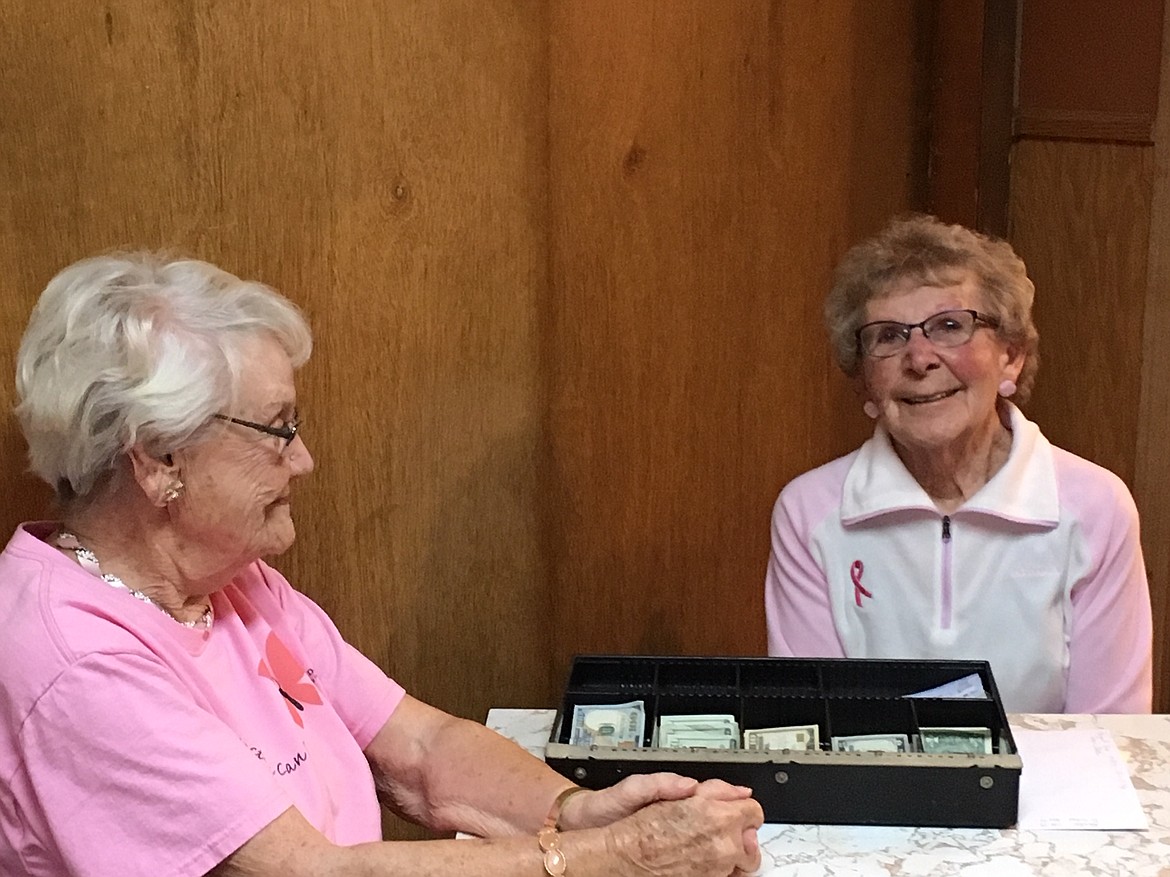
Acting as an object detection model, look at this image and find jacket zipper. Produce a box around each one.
[940,515,953,629]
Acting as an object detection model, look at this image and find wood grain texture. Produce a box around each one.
[3,0,935,809]
[1134,2,1170,712]
[926,0,983,227]
[1008,135,1164,704]
[0,0,551,745]
[1008,139,1152,489]
[1018,0,1163,124]
[1016,110,1155,145]
[976,0,1018,236]
[546,1,926,675]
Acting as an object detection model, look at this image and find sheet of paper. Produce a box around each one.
[903,673,987,699]
[1014,727,1147,830]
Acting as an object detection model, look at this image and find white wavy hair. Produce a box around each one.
[15,252,312,504]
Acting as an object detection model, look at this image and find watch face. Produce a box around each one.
[538,828,568,877]
[543,847,568,877]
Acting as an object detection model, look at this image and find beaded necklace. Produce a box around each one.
[55,530,214,630]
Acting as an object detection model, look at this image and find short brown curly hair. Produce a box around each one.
[824,214,1039,402]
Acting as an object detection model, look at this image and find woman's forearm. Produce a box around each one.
[210,806,619,877]
[214,793,762,877]
[365,696,573,837]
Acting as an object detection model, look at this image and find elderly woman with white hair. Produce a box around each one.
[0,253,763,877]
[765,215,1152,714]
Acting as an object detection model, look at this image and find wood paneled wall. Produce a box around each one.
[14,0,1170,837]
[1017,0,1163,141]
[1009,141,1152,487]
[1136,4,1170,718]
[1009,0,1169,706]
[0,0,553,728]
[1,0,929,791]
[546,2,926,670]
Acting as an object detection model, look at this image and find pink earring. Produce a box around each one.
[998,380,1017,398]
[863,401,880,419]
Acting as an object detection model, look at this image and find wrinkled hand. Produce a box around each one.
[693,780,761,867]
[606,792,764,877]
[560,774,754,831]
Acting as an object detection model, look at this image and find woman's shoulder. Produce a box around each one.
[773,448,863,534]
[233,557,295,600]
[779,448,862,500]
[0,522,151,655]
[229,559,336,637]
[0,525,180,734]
[1011,407,1132,504]
[1047,443,1133,494]
[1044,443,1138,520]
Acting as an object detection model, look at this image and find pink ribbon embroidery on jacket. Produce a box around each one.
[851,560,873,607]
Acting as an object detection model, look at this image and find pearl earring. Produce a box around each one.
[998,380,1017,398]
[863,401,880,419]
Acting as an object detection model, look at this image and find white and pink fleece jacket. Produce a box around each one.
[765,403,1152,713]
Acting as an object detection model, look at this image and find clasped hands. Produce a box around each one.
[558,773,764,876]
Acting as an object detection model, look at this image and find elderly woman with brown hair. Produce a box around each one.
[764,215,1152,714]
[0,253,763,877]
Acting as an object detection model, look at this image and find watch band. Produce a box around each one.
[544,784,586,832]
[539,785,585,876]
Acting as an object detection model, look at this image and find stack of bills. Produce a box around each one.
[831,733,911,752]
[743,724,820,751]
[654,714,740,749]
[569,701,645,748]
[919,726,993,754]
[829,728,993,753]
[566,704,992,757]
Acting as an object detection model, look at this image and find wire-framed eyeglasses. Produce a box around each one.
[856,309,999,359]
[214,412,301,450]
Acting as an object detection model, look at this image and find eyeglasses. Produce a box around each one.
[214,412,301,451]
[856,309,999,359]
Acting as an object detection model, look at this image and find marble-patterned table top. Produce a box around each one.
[485,709,1170,876]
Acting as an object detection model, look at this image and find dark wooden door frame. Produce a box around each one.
[977,0,1021,236]
[925,0,1018,235]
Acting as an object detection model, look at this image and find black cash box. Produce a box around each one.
[545,655,1022,828]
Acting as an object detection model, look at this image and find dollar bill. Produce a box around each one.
[919,726,993,754]
[744,724,820,751]
[831,733,910,752]
[659,715,738,738]
[656,713,740,749]
[570,701,645,748]
[663,733,738,750]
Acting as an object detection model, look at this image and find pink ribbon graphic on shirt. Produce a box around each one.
[851,560,873,607]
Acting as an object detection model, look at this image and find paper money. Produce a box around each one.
[656,713,740,749]
[664,734,738,750]
[919,726,993,754]
[744,724,820,751]
[831,733,910,752]
[570,701,645,748]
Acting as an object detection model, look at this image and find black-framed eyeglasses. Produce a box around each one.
[214,412,301,450]
[856,309,999,359]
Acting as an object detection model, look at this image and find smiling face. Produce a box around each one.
[860,271,1024,459]
[171,332,314,570]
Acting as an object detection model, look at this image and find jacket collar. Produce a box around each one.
[841,402,1059,526]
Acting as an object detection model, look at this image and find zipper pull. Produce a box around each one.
[942,515,951,541]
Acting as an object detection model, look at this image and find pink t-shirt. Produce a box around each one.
[0,522,406,877]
